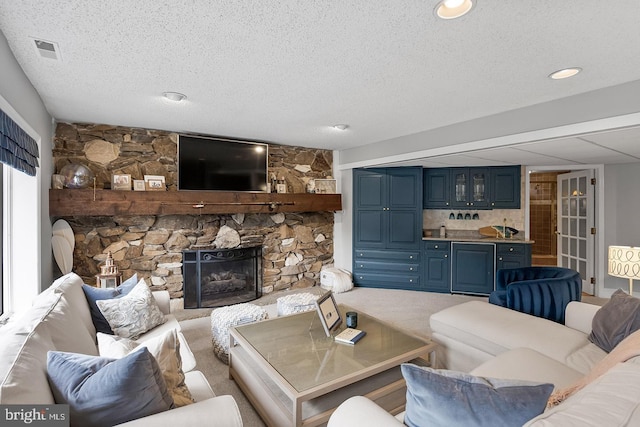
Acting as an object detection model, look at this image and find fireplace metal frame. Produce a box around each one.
[183,246,263,308]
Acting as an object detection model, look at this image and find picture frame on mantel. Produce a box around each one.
[145,179,165,191]
[144,174,166,191]
[111,174,131,191]
[315,179,337,194]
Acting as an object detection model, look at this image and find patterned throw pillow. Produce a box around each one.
[96,279,166,339]
[97,329,194,407]
[81,274,138,334]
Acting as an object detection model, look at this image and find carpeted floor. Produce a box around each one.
[178,287,488,426]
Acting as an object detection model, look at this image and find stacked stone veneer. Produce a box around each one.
[53,123,335,307]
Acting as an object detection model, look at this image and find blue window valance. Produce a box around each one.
[0,109,39,176]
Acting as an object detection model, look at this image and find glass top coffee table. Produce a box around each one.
[229,304,436,427]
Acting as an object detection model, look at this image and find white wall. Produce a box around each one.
[333,160,353,270]
[602,162,640,297]
[0,30,54,313]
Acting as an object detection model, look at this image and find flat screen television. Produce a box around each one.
[178,135,268,192]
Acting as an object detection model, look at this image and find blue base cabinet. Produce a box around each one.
[496,242,532,270]
[353,167,423,290]
[353,249,421,290]
[423,241,451,293]
[451,243,495,295]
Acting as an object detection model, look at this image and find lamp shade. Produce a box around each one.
[608,246,640,280]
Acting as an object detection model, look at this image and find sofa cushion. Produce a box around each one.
[0,323,56,404]
[470,348,584,391]
[52,272,99,337]
[401,363,553,427]
[97,329,194,407]
[430,301,590,365]
[41,295,99,356]
[96,279,166,339]
[526,357,640,426]
[82,274,138,334]
[47,348,174,427]
[589,289,640,352]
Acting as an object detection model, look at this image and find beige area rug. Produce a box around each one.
[178,287,486,427]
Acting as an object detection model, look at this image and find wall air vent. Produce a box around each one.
[31,38,61,60]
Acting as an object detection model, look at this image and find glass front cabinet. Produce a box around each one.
[450,168,490,209]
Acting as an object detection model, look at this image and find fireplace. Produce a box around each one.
[183,246,263,308]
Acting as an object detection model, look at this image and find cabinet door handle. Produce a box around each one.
[434,245,439,249]
[509,247,514,251]
[409,267,413,271]
[409,279,413,283]
[499,257,503,261]
[359,264,363,268]
[444,254,448,258]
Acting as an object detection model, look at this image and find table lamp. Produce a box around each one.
[608,245,640,295]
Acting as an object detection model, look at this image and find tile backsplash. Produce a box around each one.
[423,208,525,233]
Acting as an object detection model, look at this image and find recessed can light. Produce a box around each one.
[436,0,474,19]
[549,68,582,80]
[163,92,187,102]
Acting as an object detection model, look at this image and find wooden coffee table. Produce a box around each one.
[229,304,436,427]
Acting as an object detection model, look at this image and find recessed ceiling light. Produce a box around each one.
[333,124,349,131]
[163,92,187,102]
[549,68,582,80]
[435,0,474,19]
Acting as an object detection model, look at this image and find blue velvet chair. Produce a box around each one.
[488,267,582,324]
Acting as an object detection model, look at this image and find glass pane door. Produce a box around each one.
[454,171,467,203]
[557,170,594,294]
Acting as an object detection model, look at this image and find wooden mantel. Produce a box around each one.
[49,189,342,216]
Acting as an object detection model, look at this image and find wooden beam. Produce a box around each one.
[49,189,342,216]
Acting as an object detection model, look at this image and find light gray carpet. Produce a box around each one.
[178,287,487,427]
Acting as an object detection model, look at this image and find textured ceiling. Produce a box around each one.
[1,1,640,165]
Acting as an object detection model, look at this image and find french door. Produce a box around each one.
[557,170,595,294]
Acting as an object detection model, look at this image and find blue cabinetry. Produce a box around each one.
[353,249,421,290]
[490,166,521,209]
[450,168,490,209]
[451,243,495,295]
[496,242,532,270]
[423,241,451,293]
[423,168,451,209]
[353,167,423,289]
[354,167,422,249]
[423,166,520,210]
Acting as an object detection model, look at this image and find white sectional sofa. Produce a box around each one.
[0,272,243,426]
[329,300,640,426]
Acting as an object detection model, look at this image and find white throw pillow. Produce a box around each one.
[97,329,194,407]
[96,279,166,339]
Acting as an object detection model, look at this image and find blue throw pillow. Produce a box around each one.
[82,274,138,333]
[401,364,553,427]
[47,347,173,427]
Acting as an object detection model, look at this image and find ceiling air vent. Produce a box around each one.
[32,38,61,60]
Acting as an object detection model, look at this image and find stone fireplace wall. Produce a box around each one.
[52,123,335,307]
